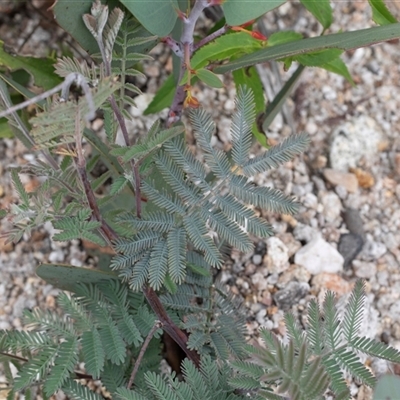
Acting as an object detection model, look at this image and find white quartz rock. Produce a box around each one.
[294,236,344,275]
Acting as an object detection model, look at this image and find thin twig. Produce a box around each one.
[127,320,162,389]
[193,24,229,52]
[167,0,211,126]
[0,73,96,122]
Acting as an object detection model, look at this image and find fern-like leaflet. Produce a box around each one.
[111,86,309,291]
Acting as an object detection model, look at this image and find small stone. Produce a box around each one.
[244,263,257,275]
[319,192,342,223]
[294,236,344,275]
[0,237,13,253]
[362,238,387,260]
[251,272,268,291]
[349,167,375,189]
[252,254,262,265]
[280,214,298,228]
[259,290,273,306]
[265,237,290,274]
[323,168,358,193]
[352,260,377,279]
[293,223,319,243]
[312,273,353,296]
[329,116,383,172]
[338,233,364,269]
[273,281,310,310]
[343,208,365,237]
[303,192,318,209]
[277,233,302,257]
[256,308,267,325]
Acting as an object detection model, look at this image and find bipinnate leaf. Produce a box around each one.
[81,330,105,379]
[231,86,255,167]
[43,338,79,396]
[62,379,104,400]
[300,0,333,29]
[242,132,310,176]
[232,67,267,147]
[368,0,397,25]
[342,279,365,342]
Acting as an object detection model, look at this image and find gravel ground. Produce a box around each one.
[1,2,400,399]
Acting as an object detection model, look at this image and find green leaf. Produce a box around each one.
[214,23,400,73]
[262,64,305,132]
[192,32,263,70]
[373,375,400,400]
[120,0,179,36]
[300,0,333,29]
[144,75,175,115]
[53,0,117,55]
[0,41,61,90]
[144,32,262,115]
[294,48,343,67]
[0,72,45,109]
[196,68,224,88]
[267,31,303,47]
[320,57,355,85]
[369,0,397,25]
[222,0,287,26]
[36,263,117,293]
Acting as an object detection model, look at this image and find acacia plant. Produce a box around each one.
[1,0,400,399]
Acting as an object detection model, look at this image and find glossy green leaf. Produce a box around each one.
[300,0,333,29]
[320,57,355,85]
[196,68,224,88]
[222,0,287,26]
[214,23,400,74]
[368,0,397,25]
[36,263,117,292]
[0,41,61,90]
[232,67,267,147]
[267,31,303,47]
[294,48,343,67]
[120,0,179,36]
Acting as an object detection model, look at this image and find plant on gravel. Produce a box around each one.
[1,0,400,399]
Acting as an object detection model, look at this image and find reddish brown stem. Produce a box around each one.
[143,286,200,367]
